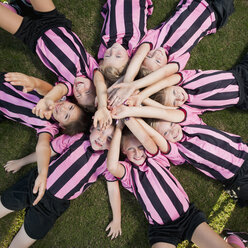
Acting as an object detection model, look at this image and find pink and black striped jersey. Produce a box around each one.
[179,70,239,112]
[98,0,153,59]
[173,107,248,182]
[0,74,59,137]
[47,133,115,200]
[36,27,98,96]
[120,150,190,225]
[140,0,216,70]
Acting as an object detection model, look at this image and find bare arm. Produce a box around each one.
[105,180,122,240]
[137,73,181,103]
[107,125,125,178]
[93,70,112,129]
[5,72,53,96]
[124,117,158,155]
[136,118,169,154]
[32,83,68,120]
[112,105,185,123]
[143,98,178,110]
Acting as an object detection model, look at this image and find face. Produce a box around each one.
[142,47,168,72]
[154,121,183,143]
[163,86,188,107]
[52,100,82,127]
[73,77,96,107]
[103,43,129,69]
[89,125,115,151]
[122,136,146,165]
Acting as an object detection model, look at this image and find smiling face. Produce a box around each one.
[102,43,129,70]
[89,125,115,151]
[122,135,146,165]
[73,77,96,107]
[163,86,188,107]
[154,121,183,143]
[142,47,168,72]
[52,100,82,127]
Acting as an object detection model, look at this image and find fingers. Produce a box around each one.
[3,160,20,173]
[107,227,122,240]
[32,181,45,206]
[32,106,45,119]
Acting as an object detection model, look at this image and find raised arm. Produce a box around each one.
[32,83,68,119]
[124,117,157,155]
[143,98,178,110]
[93,70,112,129]
[32,132,54,205]
[107,123,125,178]
[136,118,169,154]
[5,72,53,95]
[105,180,122,240]
[111,105,185,123]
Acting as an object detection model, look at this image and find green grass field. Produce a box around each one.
[0,0,248,247]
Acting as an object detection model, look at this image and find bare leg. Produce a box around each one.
[29,0,55,12]
[192,222,243,248]
[0,4,23,34]
[0,196,14,218]
[9,224,36,248]
[152,242,176,248]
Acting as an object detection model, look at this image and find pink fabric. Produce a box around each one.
[226,235,245,248]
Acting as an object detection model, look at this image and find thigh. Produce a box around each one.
[191,222,231,248]
[152,242,176,248]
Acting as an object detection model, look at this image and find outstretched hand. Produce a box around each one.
[111,105,130,120]
[93,107,112,130]
[105,220,122,240]
[108,83,135,107]
[32,98,55,119]
[5,72,36,93]
[32,173,47,206]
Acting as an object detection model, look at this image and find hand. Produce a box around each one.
[5,72,36,93]
[108,83,135,107]
[126,91,142,107]
[32,98,55,119]
[93,107,112,130]
[3,159,24,173]
[32,173,47,206]
[111,105,130,119]
[105,220,122,240]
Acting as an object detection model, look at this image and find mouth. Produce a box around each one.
[95,140,103,148]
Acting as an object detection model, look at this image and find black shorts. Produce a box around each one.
[206,0,234,29]
[14,8,72,53]
[224,158,248,207]
[1,168,70,239]
[229,52,248,110]
[148,204,206,246]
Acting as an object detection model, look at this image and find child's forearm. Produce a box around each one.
[107,181,121,224]
[107,127,124,178]
[36,133,53,177]
[31,76,53,96]
[124,117,157,154]
[125,106,185,123]
[143,98,178,110]
[138,73,181,101]
[43,83,68,103]
[136,119,169,154]
[123,43,150,83]
[94,70,108,109]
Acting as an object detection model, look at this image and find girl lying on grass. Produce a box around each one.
[0,124,121,248]
[107,116,247,248]
[0,71,90,205]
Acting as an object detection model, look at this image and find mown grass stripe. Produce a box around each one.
[177,191,236,248]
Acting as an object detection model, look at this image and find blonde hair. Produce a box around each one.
[99,62,129,86]
[150,89,166,105]
[138,65,152,78]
